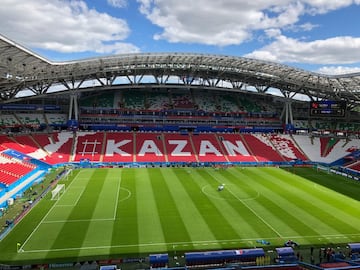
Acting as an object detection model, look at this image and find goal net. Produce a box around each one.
[315,164,330,174]
[51,184,65,200]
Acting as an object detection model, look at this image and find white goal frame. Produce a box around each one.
[51,184,65,200]
[316,164,330,174]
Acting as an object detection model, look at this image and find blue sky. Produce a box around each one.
[2,0,360,75]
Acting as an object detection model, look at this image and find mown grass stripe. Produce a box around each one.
[135,169,167,253]
[3,167,360,263]
[49,169,107,255]
[239,168,337,231]
[78,169,122,257]
[194,168,278,240]
[225,168,328,240]
[110,168,139,254]
[238,167,358,242]
[274,168,360,222]
[174,168,241,249]
[91,170,121,220]
[291,167,360,201]
[19,170,88,253]
[148,168,193,249]
[255,167,360,234]
[162,168,220,249]
[110,168,139,255]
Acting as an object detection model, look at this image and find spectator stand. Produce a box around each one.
[0,149,48,208]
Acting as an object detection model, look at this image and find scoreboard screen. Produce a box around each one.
[309,100,346,117]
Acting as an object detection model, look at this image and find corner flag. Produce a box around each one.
[17,242,21,252]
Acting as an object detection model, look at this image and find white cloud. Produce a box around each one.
[245,34,360,65]
[316,66,360,75]
[94,42,140,54]
[0,0,139,55]
[286,22,319,32]
[301,0,353,14]
[107,0,128,8]
[137,0,359,46]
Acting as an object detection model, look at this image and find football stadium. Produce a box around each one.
[0,33,360,270]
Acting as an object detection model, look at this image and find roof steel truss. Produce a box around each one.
[1,34,360,105]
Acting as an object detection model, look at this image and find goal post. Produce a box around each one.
[315,164,330,174]
[64,168,73,181]
[51,184,65,200]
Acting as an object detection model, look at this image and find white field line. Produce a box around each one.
[62,187,85,207]
[42,218,115,224]
[210,170,284,238]
[217,168,357,246]
[21,232,360,253]
[55,187,85,207]
[113,176,122,220]
[20,170,89,252]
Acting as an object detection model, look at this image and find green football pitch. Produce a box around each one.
[1,166,360,264]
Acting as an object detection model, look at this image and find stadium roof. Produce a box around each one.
[1,33,360,106]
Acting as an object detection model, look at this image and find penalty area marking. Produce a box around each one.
[19,170,91,252]
[117,187,131,202]
[41,218,115,224]
[20,178,133,252]
[113,178,132,219]
[41,189,131,224]
[55,187,86,207]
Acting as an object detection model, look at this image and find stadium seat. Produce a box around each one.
[123,91,145,110]
[163,133,197,162]
[33,132,74,164]
[80,92,115,108]
[190,133,227,162]
[193,92,218,112]
[218,133,257,162]
[16,113,45,126]
[347,161,360,172]
[11,135,40,153]
[218,94,239,112]
[46,113,67,126]
[102,131,134,163]
[135,132,166,163]
[242,133,284,162]
[268,134,308,161]
[0,114,20,127]
[292,135,360,163]
[73,131,105,162]
[171,92,194,109]
[0,153,35,186]
[146,92,171,110]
